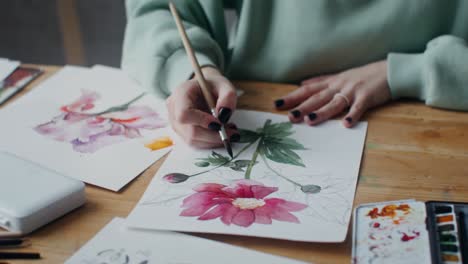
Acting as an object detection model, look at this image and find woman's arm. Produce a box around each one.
[388,35,468,110]
[121,0,228,97]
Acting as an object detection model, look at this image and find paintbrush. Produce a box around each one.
[168,2,233,158]
[0,239,30,249]
[0,252,40,259]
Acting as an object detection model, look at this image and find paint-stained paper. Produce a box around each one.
[66,217,306,264]
[127,110,367,242]
[0,66,174,191]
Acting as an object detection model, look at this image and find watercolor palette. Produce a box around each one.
[352,200,467,264]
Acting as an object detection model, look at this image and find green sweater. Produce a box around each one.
[122,0,468,110]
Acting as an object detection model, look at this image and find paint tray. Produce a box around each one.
[352,199,468,264]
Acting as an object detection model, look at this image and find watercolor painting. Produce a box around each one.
[81,248,150,264]
[34,90,166,153]
[0,66,174,191]
[127,110,368,242]
[353,201,432,264]
[0,67,41,105]
[65,218,306,264]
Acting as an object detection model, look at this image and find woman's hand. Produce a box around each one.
[275,60,391,128]
[166,67,239,148]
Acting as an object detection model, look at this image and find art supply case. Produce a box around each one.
[352,199,468,264]
[0,151,86,236]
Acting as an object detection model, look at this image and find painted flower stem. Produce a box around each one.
[261,154,302,187]
[188,139,257,178]
[93,92,146,116]
[244,138,262,179]
[244,119,270,180]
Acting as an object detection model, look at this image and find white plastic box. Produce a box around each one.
[0,152,86,236]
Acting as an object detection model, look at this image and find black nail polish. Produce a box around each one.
[291,110,301,118]
[274,99,285,108]
[208,122,221,131]
[346,117,353,123]
[230,133,241,142]
[218,107,232,124]
[308,112,317,120]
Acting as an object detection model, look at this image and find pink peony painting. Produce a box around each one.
[180,180,307,227]
[34,90,166,153]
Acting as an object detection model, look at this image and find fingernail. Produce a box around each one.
[274,99,284,108]
[308,112,317,120]
[227,123,238,130]
[346,117,353,123]
[230,133,241,142]
[208,122,221,131]
[218,107,232,124]
[290,110,301,118]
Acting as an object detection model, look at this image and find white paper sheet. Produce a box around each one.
[0,66,174,191]
[0,58,20,82]
[66,217,306,264]
[127,110,367,242]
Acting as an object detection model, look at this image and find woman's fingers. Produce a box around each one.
[212,82,237,124]
[342,97,368,128]
[305,93,350,125]
[287,88,336,123]
[177,125,240,148]
[275,82,327,110]
[301,74,333,86]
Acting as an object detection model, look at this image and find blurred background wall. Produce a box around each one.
[0,0,126,67]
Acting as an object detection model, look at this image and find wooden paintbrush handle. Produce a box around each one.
[168,2,217,112]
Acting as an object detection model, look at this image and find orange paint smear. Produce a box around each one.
[367,204,411,219]
[145,136,173,151]
[442,254,459,262]
[437,215,454,223]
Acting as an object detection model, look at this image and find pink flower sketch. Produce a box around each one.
[34,90,165,153]
[180,180,307,227]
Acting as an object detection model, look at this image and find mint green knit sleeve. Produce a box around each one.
[388,35,468,110]
[121,0,227,97]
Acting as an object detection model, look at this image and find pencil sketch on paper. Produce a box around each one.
[81,248,150,264]
[34,90,167,153]
[142,119,351,227]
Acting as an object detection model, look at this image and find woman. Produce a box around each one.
[122,0,468,148]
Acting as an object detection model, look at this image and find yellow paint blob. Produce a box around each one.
[145,136,173,151]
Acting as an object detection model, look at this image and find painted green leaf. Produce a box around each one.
[260,140,305,167]
[234,160,254,167]
[194,161,210,167]
[261,121,294,138]
[197,151,230,166]
[238,129,261,143]
[264,137,306,150]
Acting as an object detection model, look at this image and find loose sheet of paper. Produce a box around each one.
[0,58,20,82]
[66,217,306,264]
[0,66,174,191]
[127,110,367,242]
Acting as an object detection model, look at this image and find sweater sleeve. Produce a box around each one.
[387,35,468,110]
[122,0,227,98]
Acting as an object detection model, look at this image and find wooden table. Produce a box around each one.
[3,65,468,264]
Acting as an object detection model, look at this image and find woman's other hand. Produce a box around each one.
[275,60,391,128]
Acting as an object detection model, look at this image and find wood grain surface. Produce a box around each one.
[2,66,467,264]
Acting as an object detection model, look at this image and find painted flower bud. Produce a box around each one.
[163,173,189,183]
[301,184,322,194]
